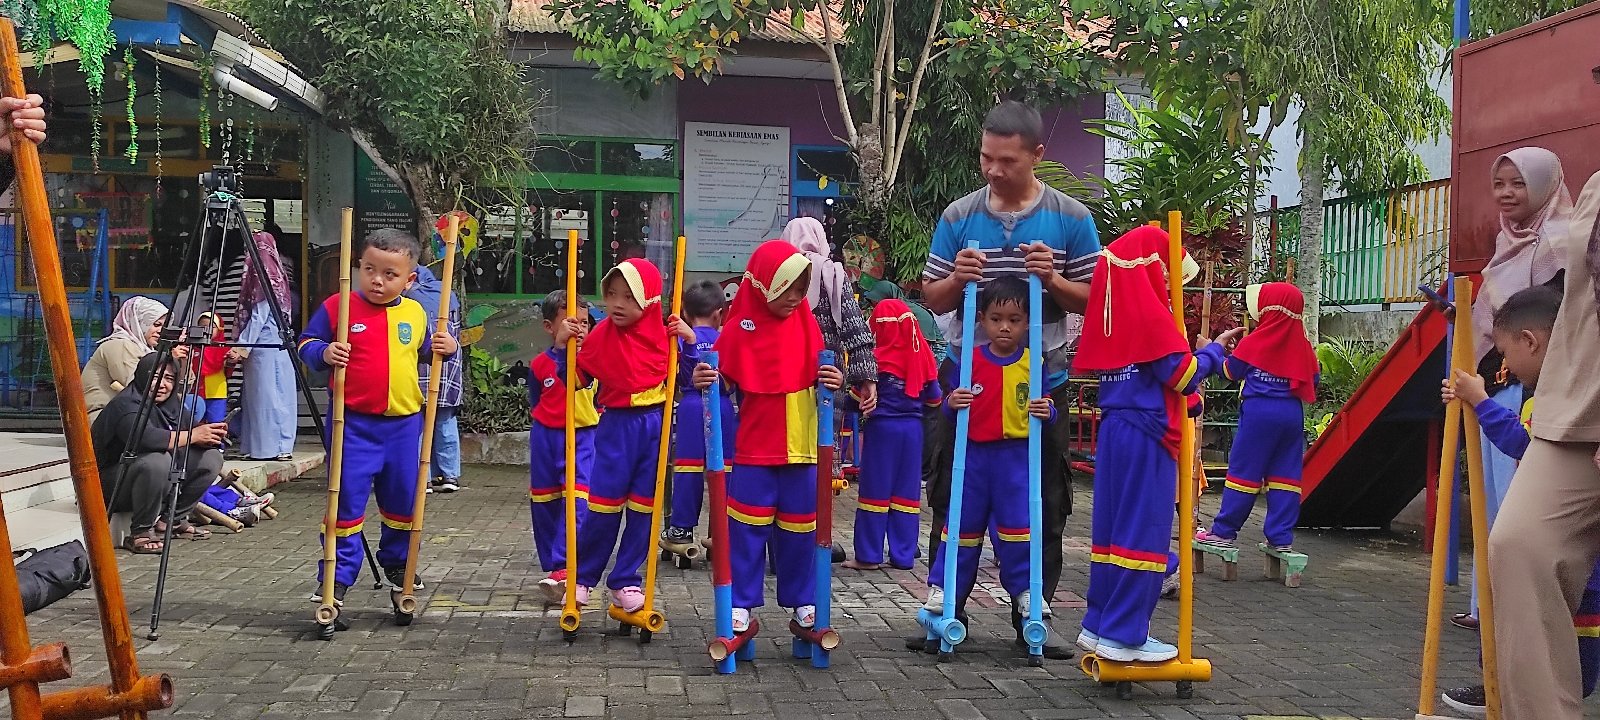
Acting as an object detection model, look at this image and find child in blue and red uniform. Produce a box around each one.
[1072,226,1242,663]
[663,281,737,549]
[846,297,940,571]
[1195,282,1319,552]
[574,258,674,614]
[195,312,230,424]
[693,240,845,633]
[298,228,459,610]
[528,290,600,604]
[924,277,1066,657]
[1434,285,1600,715]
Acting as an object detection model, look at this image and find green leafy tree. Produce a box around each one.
[1468,0,1588,38]
[548,0,1105,238]
[1245,0,1451,338]
[226,0,534,244]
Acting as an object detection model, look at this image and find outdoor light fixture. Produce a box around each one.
[211,60,279,112]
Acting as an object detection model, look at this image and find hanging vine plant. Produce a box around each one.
[0,0,115,166]
[121,43,136,162]
[198,52,212,149]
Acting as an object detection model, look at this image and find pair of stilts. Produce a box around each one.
[313,210,460,640]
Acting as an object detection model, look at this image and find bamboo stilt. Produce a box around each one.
[559,229,582,639]
[314,209,356,636]
[396,215,460,619]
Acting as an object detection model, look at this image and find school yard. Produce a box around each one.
[15,463,1595,720]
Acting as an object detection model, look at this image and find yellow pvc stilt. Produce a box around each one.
[1080,212,1211,694]
[560,229,582,637]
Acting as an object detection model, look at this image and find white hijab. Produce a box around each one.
[102,296,168,354]
[1474,147,1574,362]
[780,216,846,325]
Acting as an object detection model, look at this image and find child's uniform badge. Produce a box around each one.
[972,383,985,395]
[351,323,368,334]
[397,323,413,344]
[543,377,556,388]
[740,319,756,331]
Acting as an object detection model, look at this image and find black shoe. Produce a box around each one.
[432,477,461,493]
[663,527,695,545]
[832,545,846,564]
[383,566,424,592]
[905,612,969,653]
[1011,610,1074,661]
[1440,686,1487,718]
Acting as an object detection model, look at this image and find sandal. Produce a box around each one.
[122,534,164,554]
[1451,613,1480,631]
[157,520,212,540]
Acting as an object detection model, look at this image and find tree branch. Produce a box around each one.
[817,2,859,148]
[885,0,943,191]
[349,129,409,191]
[870,1,890,130]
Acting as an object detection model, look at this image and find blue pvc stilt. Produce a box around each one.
[1022,275,1047,661]
[812,350,837,669]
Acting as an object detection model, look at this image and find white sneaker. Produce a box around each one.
[793,605,816,628]
[732,608,751,633]
[1014,590,1053,618]
[923,586,944,613]
[1075,629,1101,652]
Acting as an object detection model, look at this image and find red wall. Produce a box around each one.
[1451,4,1600,274]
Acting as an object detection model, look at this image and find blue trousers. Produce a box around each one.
[429,406,462,480]
[929,439,1032,603]
[318,412,423,586]
[1210,398,1305,547]
[575,407,661,591]
[529,423,594,573]
[729,464,817,609]
[202,398,227,424]
[855,416,923,568]
[1579,566,1600,697]
[669,392,736,531]
[1084,413,1175,646]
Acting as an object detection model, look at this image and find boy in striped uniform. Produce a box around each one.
[298,229,459,613]
[1072,227,1240,663]
[1436,285,1600,716]
[528,290,600,604]
[924,277,1063,658]
[693,240,845,633]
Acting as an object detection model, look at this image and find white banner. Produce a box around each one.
[683,122,790,273]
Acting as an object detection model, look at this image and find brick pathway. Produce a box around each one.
[14,464,1594,719]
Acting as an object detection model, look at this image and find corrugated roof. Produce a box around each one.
[509,0,839,43]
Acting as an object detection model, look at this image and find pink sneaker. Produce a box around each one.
[575,585,592,606]
[539,569,567,604]
[1194,528,1236,549]
[613,586,646,613]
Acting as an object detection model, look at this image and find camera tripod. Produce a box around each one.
[105,166,388,641]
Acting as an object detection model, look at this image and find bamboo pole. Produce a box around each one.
[1416,275,1473,717]
[0,17,169,719]
[1453,276,1501,719]
[559,229,582,637]
[396,215,460,619]
[0,489,45,719]
[315,209,356,635]
[639,236,687,615]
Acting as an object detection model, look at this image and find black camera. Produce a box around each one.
[199,166,240,195]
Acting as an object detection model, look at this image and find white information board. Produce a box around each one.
[683,122,790,272]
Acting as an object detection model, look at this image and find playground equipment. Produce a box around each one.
[789,350,842,667]
[313,209,355,641]
[560,230,583,642]
[1019,270,1047,664]
[1079,212,1212,700]
[704,351,758,671]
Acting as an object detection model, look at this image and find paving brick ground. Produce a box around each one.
[13,464,1599,719]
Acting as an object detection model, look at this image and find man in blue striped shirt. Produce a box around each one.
[913,101,1099,661]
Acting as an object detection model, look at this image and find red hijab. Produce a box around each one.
[716,241,824,395]
[578,258,669,394]
[1232,282,1319,403]
[1074,225,1199,372]
[870,298,938,396]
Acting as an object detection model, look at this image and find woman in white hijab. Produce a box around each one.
[83,296,188,422]
[1453,146,1574,632]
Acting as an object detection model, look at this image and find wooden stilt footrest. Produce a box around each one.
[1190,540,1239,581]
[1258,543,1308,587]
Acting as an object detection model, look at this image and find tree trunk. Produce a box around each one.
[1296,116,1326,341]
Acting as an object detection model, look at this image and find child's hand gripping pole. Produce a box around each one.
[315,208,356,639]
[560,229,582,639]
[703,351,754,671]
[396,215,460,622]
[610,235,686,639]
[1167,210,1198,664]
[919,238,979,658]
[792,350,842,666]
[1021,274,1048,665]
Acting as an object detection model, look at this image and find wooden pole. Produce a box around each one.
[0,17,170,719]
[314,209,355,635]
[641,236,687,611]
[1453,277,1501,719]
[397,215,460,618]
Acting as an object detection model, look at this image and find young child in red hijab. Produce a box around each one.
[573,258,673,613]
[1195,282,1319,553]
[693,240,844,634]
[1073,226,1242,663]
[845,297,941,571]
[195,312,231,424]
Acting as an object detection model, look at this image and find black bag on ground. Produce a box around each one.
[13,540,92,614]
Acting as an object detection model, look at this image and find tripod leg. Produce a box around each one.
[364,531,387,590]
[147,477,183,641]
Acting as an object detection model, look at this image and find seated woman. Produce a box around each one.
[91,353,229,553]
[83,296,188,424]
